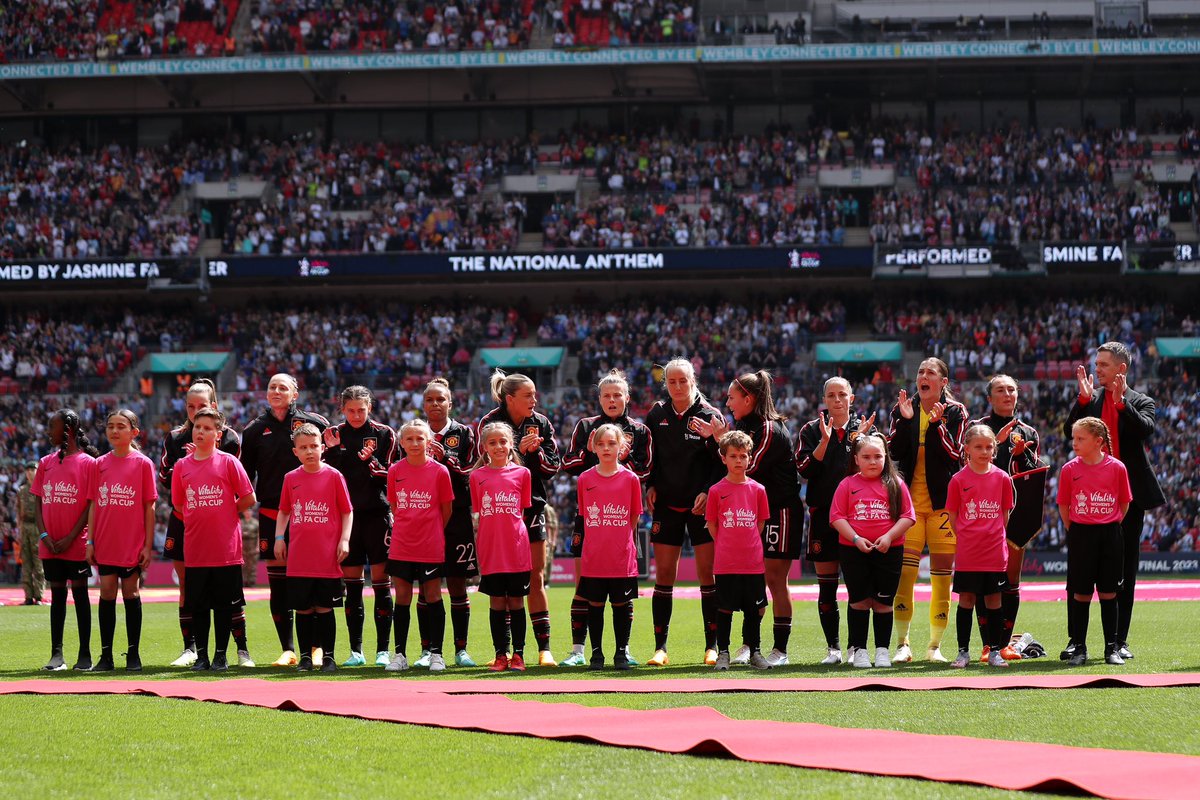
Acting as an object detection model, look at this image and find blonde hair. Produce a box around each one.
[662,358,700,404]
[1072,416,1114,455]
[473,421,522,469]
[489,369,534,406]
[597,369,629,398]
[291,422,321,442]
[963,424,997,446]
[399,419,433,440]
[592,423,624,446]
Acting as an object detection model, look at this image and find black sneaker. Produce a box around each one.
[42,650,66,671]
[72,654,93,672]
[297,655,314,672]
[192,652,212,671]
[125,650,143,672]
[1059,642,1078,661]
[1067,647,1088,667]
[589,650,605,670]
[90,654,115,672]
[320,656,337,673]
[613,651,632,671]
[210,652,229,672]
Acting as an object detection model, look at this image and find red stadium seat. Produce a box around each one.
[1034,362,1046,380]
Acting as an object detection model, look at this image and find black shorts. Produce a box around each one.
[258,511,285,558]
[715,573,768,614]
[805,507,838,563]
[1067,522,1123,596]
[43,558,90,583]
[345,508,391,568]
[650,505,713,547]
[442,508,479,577]
[97,564,140,579]
[952,570,1009,596]
[288,576,345,610]
[578,576,639,604]
[479,571,532,597]
[186,565,245,613]
[164,512,185,561]
[525,507,547,543]
[763,505,802,561]
[386,559,442,583]
[839,544,903,605]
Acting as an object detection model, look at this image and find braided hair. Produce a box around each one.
[54,408,99,462]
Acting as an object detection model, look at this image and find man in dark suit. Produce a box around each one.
[1065,341,1166,659]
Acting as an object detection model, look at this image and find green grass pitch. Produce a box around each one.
[2,587,1197,799]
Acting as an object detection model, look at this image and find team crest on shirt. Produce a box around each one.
[445,436,460,449]
[1076,491,1088,514]
[480,493,494,515]
[623,432,634,447]
[359,437,378,461]
[587,501,601,525]
[98,484,109,507]
[291,419,306,433]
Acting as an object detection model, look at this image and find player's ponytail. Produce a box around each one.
[733,369,784,421]
[490,369,534,407]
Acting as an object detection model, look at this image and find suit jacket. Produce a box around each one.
[1065,386,1165,510]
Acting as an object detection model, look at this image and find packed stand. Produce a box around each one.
[0,306,197,395]
[556,0,697,48]
[872,294,1183,377]
[216,301,526,396]
[248,0,534,54]
[0,141,198,259]
[0,1,100,63]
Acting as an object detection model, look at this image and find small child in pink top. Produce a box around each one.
[170,408,257,671]
[1058,417,1133,666]
[276,423,353,673]
[472,422,533,671]
[577,423,643,671]
[829,433,916,669]
[945,425,1015,668]
[33,408,99,672]
[705,430,772,671]
[86,409,157,672]
[385,419,454,673]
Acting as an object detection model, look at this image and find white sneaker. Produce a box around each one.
[845,646,858,665]
[429,653,446,672]
[413,649,432,668]
[236,650,255,667]
[874,647,892,668]
[731,644,751,665]
[893,643,913,663]
[384,653,408,672]
[764,648,789,667]
[1011,632,1035,655]
[927,645,948,663]
[171,648,198,668]
[987,649,1009,668]
[851,647,872,668]
[820,647,843,665]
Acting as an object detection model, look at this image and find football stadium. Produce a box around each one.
[1,0,1199,796]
